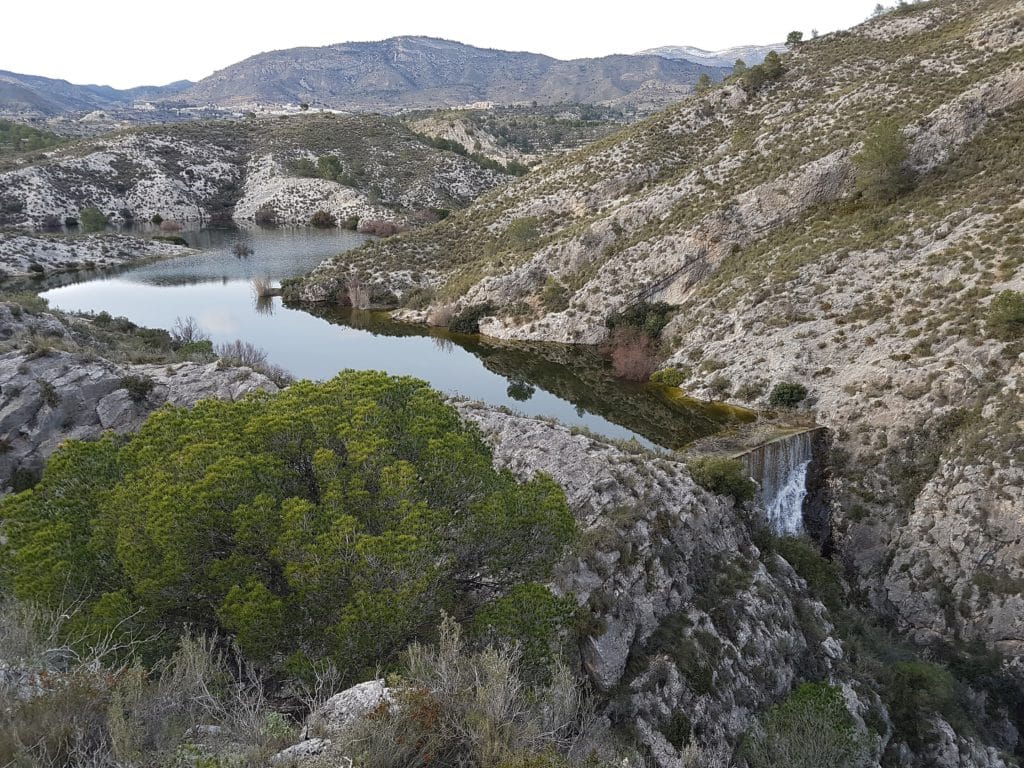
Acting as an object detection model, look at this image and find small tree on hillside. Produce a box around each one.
[696,73,713,94]
[762,51,784,80]
[786,31,804,48]
[854,119,914,203]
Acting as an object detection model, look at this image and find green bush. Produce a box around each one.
[119,374,156,402]
[3,372,574,681]
[742,683,869,768]
[449,302,496,334]
[987,290,1024,340]
[881,661,963,748]
[650,368,686,387]
[79,207,109,233]
[539,277,570,312]
[605,301,677,340]
[768,381,808,408]
[688,456,756,505]
[775,537,845,613]
[505,217,541,250]
[310,210,337,228]
[854,119,914,203]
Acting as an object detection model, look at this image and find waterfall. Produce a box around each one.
[741,430,815,536]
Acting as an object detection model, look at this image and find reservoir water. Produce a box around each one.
[39,225,741,448]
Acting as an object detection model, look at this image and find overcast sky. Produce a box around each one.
[4,1,883,89]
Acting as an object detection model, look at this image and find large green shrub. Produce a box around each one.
[687,456,756,505]
[742,683,869,768]
[2,372,574,680]
[987,290,1024,340]
[768,381,809,408]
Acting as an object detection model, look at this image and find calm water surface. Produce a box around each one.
[40,226,739,448]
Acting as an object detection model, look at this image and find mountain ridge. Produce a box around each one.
[0,69,192,115]
[180,35,731,111]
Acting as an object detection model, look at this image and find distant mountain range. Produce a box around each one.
[0,37,736,118]
[637,44,785,68]
[180,36,730,111]
[0,70,191,116]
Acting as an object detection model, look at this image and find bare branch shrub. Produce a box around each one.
[216,339,268,368]
[170,315,208,346]
[604,327,661,381]
[357,219,401,237]
[427,303,456,328]
[346,275,371,309]
[251,277,276,298]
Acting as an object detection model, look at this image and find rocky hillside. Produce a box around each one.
[183,36,729,112]
[404,103,627,166]
[295,0,1024,668]
[0,69,191,118]
[0,298,278,492]
[0,113,509,229]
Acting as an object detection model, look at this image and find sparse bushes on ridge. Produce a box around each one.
[740,50,785,94]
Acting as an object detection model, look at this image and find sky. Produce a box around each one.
[3,0,883,89]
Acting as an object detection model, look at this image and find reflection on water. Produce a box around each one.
[309,307,750,449]
[37,225,747,449]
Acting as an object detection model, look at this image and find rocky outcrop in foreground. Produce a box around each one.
[0,303,276,491]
